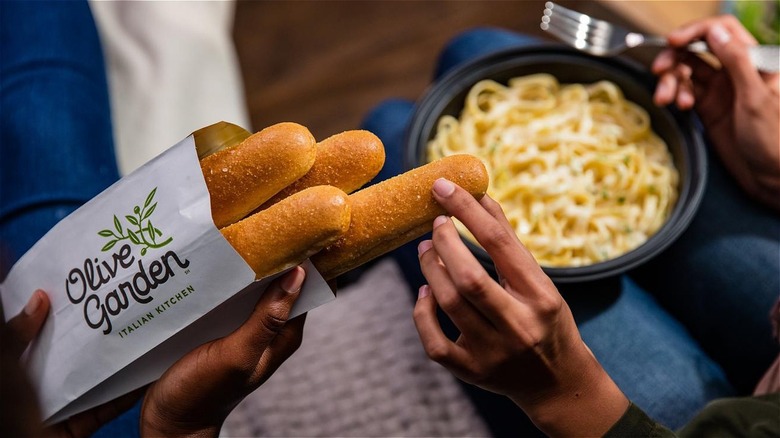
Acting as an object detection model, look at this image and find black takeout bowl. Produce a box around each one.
[405,45,707,283]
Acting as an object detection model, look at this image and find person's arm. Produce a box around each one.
[1,267,308,437]
[652,15,780,212]
[413,178,628,437]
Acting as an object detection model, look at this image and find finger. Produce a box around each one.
[413,284,470,371]
[477,196,524,291]
[674,63,695,110]
[668,17,762,91]
[654,71,679,106]
[718,14,759,45]
[676,52,719,87]
[418,239,493,333]
[268,313,306,361]
[651,48,676,74]
[479,195,521,245]
[477,195,513,283]
[226,267,304,366]
[6,290,50,359]
[430,216,519,320]
[251,313,307,387]
[705,22,764,93]
[668,15,756,48]
[432,179,551,297]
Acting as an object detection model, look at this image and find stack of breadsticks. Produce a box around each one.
[197,122,488,281]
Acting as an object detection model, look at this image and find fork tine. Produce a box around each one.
[542,18,608,55]
[545,4,613,44]
[545,2,612,33]
[546,10,610,41]
[548,16,610,47]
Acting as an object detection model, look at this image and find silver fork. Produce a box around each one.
[540,1,779,73]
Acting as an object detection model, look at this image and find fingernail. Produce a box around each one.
[24,290,42,316]
[432,178,455,197]
[433,215,448,229]
[651,50,672,73]
[656,79,670,98]
[418,239,433,256]
[711,24,730,45]
[678,88,694,108]
[418,285,431,300]
[280,267,305,294]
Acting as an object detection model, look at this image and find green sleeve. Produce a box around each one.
[603,394,780,438]
[602,403,676,438]
[677,393,780,438]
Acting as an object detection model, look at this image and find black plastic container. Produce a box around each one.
[405,45,707,283]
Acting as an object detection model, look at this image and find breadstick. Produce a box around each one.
[221,185,351,279]
[312,154,489,280]
[258,130,385,209]
[200,122,317,228]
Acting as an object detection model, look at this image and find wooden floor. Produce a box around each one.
[232,1,712,140]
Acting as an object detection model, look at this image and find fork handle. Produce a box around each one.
[750,46,780,73]
[638,35,707,53]
[677,42,779,73]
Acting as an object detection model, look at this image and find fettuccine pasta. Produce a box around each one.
[427,74,679,267]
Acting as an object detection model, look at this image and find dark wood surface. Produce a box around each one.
[232,1,634,140]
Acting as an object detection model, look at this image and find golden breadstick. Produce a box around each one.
[201,122,316,228]
[312,154,488,280]
[221,185,351,279]
[258,130,385,209]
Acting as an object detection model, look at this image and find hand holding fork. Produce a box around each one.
[541,1,779,73]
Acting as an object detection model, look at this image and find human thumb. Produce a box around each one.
[4,290,51,359]
[707,23,762,91]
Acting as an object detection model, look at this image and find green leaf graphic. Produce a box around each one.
[113,215,123,234]
[142,203,157,221]
[99,186,172,253]
[147,221,156,244]
[144,187,157,209]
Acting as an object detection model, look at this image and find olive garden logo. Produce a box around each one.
[98,187,172,255]
[65,187,190,335]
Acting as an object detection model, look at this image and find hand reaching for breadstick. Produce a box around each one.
[414,179,629,437]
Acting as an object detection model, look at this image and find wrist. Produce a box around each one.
[509,342,629,437]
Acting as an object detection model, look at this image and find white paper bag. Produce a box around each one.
[0,135,334,423]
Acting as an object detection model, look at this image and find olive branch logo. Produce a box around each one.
[98,187,173,255]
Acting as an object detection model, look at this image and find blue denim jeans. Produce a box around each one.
[1,1,118,268]
[361,28,779,434]
[1,1,140,436]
